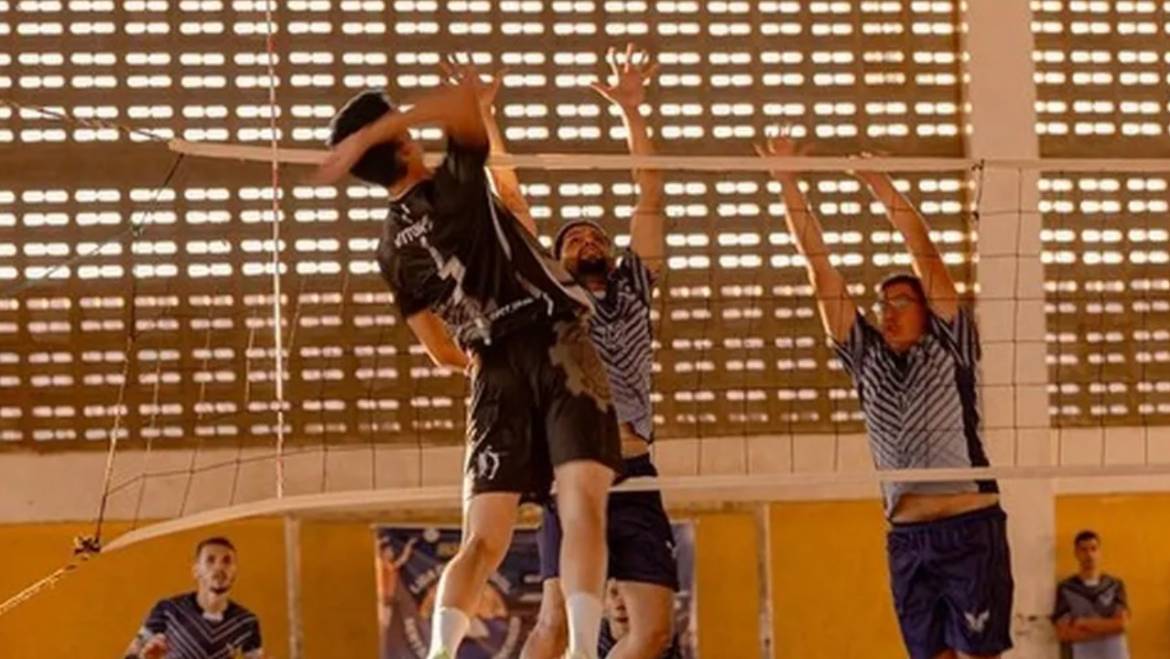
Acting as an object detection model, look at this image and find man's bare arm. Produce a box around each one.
[440,61,537,235]
[591,44,664,273]
[406,311,470,371]
[758,136,857,343]
[859,170,959,320]
[315,78,487,184]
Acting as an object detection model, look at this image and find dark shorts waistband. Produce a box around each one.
[890,503,1005,532]
[615,453,658,485]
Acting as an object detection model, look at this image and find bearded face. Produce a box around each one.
[559,224,614,282]
[193,544,237,597]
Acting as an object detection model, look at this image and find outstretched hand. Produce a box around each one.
[847,151,891,189]
[438,56,507,114]
[753,127,809,180]
[590,42,659,109]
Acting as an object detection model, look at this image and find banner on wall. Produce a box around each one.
[374,522,697,658]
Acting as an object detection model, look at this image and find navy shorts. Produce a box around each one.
[538,454,678,590]
[887,505,1014,659]
[466,319,621,503]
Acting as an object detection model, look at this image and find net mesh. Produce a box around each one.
[2,0,1170,617]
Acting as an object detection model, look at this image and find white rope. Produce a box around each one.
[101,461,1170,553]
[167,139,1170,172]
[260,0,289,499]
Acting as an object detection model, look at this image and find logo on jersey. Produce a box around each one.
[549,320,613,413]
[394,216,432,248]
[964,610,990,634]
[475,447,502,481]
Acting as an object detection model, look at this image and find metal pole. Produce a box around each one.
[754,503,775,659]
[283,516,304,659]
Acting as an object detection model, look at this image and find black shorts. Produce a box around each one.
[538,454,678,590]
[887,505,1014,659]
[465,318,622,501]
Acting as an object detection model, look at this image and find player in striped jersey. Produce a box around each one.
[502,45,677,659]
[124,537,263,659]
[759,135,1013,659]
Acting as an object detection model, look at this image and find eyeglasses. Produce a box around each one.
[874,295,922,315]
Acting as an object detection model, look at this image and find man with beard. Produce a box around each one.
[514,45,677,659]
[124,537,263,659]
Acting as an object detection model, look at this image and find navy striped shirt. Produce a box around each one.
[588,249,656,442]
[138,593,262,659]
[834,305,996,516]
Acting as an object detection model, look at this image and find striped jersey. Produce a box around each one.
[588,249,656,442]
[137,593,262,659]
[834,306,997,516]
[1053,575,1130,659]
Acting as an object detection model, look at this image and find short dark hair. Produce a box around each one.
[879,273,928,304]
[327,89,408,187]
[1074,530,1100,546]
[195,536,236,559]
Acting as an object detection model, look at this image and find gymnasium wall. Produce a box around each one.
[2,494,1168,658]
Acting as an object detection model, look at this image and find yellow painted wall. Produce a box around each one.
[0,520,289,659]
[1,494,1167,658]
[0,513,759,658]
[1054,493,1170,658]
[769,500,904,659]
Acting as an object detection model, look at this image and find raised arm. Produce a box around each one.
[590,44,664,274]
[440,60,536,235]
[757,135,857,343]
[315,75,486,184]
[857,170,959,320]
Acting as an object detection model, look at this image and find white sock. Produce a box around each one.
[565,592,604,659]
[428,606,469,658]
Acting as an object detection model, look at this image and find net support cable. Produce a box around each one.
[167,139,1170,172]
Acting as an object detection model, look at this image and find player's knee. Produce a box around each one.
[461,531,510,567]
[521,616,567,659]
[556,488,606,531]
[628,618,673,657]
[535,602,567,632]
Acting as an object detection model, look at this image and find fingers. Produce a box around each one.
[605,46,619,80]
[641,61,660,82]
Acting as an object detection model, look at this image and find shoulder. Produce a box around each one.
[228,600,258,620]
[152,592,193,613]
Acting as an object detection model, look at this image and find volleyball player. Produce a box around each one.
[501,46,678,659]
[124,537,263,659]
[318,68,621,659]
[758,135,1014,659]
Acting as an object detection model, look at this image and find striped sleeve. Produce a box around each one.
[929,305,981,367]
[617,248,656,305]
[243,614,263,653]
[833,311,879,378]
[1051,580,1072,621]
[141,599,168,635]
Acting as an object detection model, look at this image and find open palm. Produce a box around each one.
[754,130,808,179]
[438,57,506,113]
[590,43,659,108]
